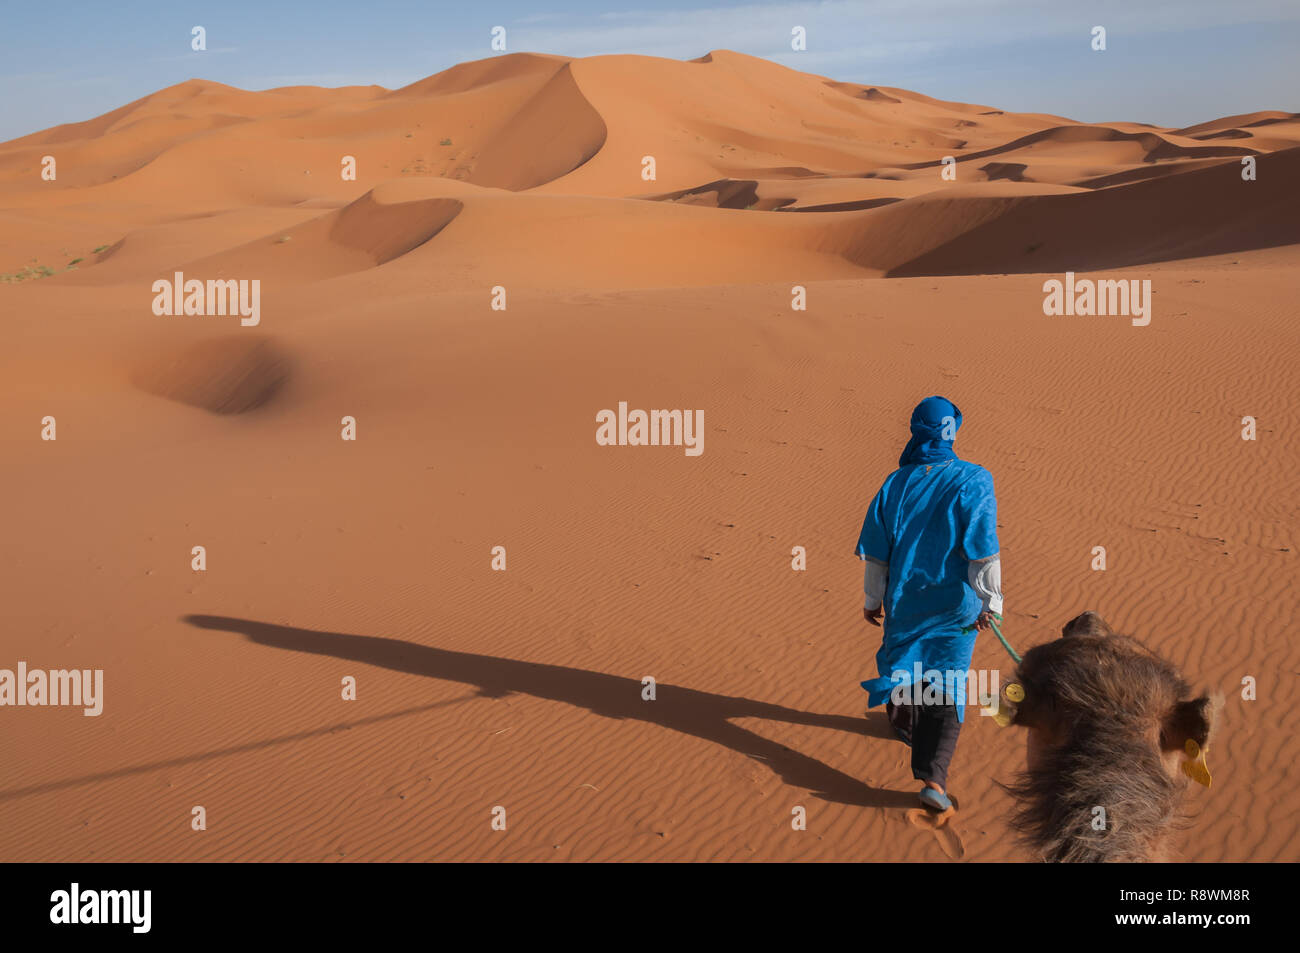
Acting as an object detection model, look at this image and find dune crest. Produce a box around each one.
[468,64,607,191]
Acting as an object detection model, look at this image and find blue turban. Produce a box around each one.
[898,395,961,468]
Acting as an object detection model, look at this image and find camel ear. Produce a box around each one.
[1061,611,1112,638]
[1162,694,1217,788]
[1161,695,1214,750]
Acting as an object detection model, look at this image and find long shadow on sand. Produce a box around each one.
[176,614,913,808]
[0,695,478,802]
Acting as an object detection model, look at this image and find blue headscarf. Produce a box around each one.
[898,395,961,468]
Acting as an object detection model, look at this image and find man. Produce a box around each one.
[855,395,1002,812]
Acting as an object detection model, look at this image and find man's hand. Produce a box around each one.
[975,610,1001,631]
[864,606,883,626]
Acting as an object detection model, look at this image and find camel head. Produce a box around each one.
[994,611,1216,862]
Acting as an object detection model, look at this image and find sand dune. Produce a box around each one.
[1173,110,1300,137]
[180,185,465,282]
[878,148,1300,276]
[468,64,607,191]
[1,49,1296,863]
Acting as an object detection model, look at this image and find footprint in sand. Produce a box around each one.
[906,806,966,860]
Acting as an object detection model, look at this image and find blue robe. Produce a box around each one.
[855,398,998,722]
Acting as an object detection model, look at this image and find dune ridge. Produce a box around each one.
[3,50,1297,291]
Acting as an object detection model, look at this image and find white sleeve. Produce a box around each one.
[968,554,1003,614]
[863,557,888,610]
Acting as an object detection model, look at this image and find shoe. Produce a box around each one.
[918,786,952,812]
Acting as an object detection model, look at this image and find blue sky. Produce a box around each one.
[2,0,1297,141]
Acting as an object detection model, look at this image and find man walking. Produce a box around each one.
[855,396,1003,811]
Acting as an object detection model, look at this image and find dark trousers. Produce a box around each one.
[886,699,963,790]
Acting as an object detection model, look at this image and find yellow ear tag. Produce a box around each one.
[985,683,1023,726]
[1181,739,1212,788]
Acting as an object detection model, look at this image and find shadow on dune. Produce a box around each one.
[882,147,1300,276]
[172,614,912,808]
[130,335,292,415]
[0,696,477,802]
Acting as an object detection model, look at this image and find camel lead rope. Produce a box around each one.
[989,615,1022,665]
[985,616,1024,727]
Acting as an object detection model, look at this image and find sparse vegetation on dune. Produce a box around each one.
[0,244,111,282]
[0,263,57,283]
